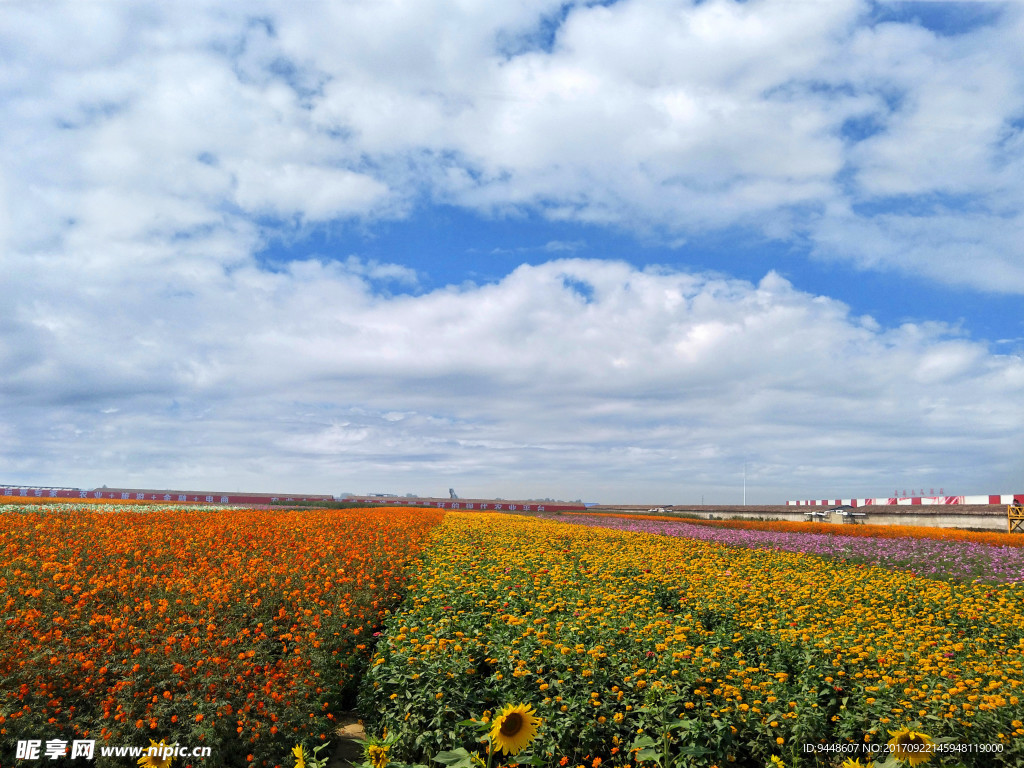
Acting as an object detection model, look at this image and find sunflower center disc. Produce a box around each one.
[500,712,523,737]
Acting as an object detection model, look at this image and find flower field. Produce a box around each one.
[4,504,1024,768]
[0,504,443,767]
[563,513,1024,549]
[561,515,1024,584]
[362,513,1024,767]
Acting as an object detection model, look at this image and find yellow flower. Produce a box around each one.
[368,743,389,768]
[292,745,306,768]
[841,759,874,768]
[887,728,934,765]
[489,703,542,755]
[767,756,786,768]
[137,740,174,768]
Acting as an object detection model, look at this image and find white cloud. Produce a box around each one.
[233,162,390,220]
[0,168,9,253]
[812,204,1024,290]
[3,0,1024,290]
[3,257,1021,501]
[339,255,419,285]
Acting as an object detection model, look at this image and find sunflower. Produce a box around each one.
[767,757,786,768]
[887,728,934,766]
[841,759,874,768]
[489,703,541,756]
[292,744,306,768]
[367,744,390,768]
[137,740,174,768]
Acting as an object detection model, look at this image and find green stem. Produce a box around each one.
[662,702,670,768]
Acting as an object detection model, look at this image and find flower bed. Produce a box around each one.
[562,515,1024,584]
[564,513,1024,549]
[0,505,443,767]
[361,513,1024,767]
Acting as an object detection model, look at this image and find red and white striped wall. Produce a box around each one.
[0,486,334,505]
[787,494,1023,507]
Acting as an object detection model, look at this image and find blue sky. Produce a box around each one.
[2,0,1023,503]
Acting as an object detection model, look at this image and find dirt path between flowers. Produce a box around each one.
[328,715,366,767]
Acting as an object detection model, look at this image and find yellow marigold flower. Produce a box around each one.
[887,728,934,765]
[490,704,542,756]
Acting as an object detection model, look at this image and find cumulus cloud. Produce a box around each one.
[3,0,1024,290]
[233,163,390,221]
[3,257,1022,501]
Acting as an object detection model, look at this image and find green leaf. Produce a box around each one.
[677,744,713,757]
[433,748,476,767]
